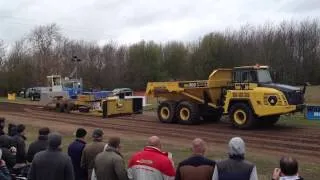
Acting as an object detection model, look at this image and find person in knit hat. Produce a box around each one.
[28,132,75,180]
[212,137,258,180]
[81,128,105,180]
[68,128,88,180]
[27,127,50,162]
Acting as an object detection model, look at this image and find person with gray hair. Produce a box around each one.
[212,137,258,180]
[27,132,75,180]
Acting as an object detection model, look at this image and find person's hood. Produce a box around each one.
[38,135,48,141]
[105,146,123,158]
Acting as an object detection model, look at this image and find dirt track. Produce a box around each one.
[1,102,320,161]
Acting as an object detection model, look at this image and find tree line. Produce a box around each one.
[0,19,319,95]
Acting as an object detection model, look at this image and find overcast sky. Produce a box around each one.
[0,0,319,45]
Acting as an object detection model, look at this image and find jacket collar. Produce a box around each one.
[105,146,123,158]
[144,146,168,156]
[75,139,86,144]
[15,134,26,141]
[279,176,303,180]
[38,135,48,141]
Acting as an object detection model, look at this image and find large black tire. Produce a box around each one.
[55,103,64,113]
[258,115,280,127]
[229,103,256,129]
[176,101,200,125]
[79,106,90,113]
[65,103,75,113]
[157,101,177,123]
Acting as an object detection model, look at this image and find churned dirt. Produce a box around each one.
[1,102,319,162]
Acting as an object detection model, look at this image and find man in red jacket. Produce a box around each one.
[128,136,175,180]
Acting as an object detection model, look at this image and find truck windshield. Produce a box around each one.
[257,69,273,83]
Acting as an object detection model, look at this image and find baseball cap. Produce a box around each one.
[92,128,103,138]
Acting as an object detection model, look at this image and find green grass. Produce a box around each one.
[278,113,320,127]
[5,121,319,180]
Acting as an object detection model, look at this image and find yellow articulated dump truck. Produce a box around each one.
[145,65,306,129]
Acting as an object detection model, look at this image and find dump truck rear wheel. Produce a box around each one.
[157,101,177,123]
[229,103,256,129]
[56,103,65,113]
[176,101,200,125]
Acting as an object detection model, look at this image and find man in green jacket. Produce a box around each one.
[94,136,128,180]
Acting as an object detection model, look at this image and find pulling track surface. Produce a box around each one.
[1,102,320,161]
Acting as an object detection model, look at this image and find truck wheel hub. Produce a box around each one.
[160,107,170,119]
[180,108,190,121]
[234,110,247,125]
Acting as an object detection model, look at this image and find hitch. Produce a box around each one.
[302,82,310,94]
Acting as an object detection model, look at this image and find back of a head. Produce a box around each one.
[147,136,161,149]
[76,128,87,138]
[48,132,62,150]
[228,137,245,157]
[16,124,25,134]
[280,156,298,176]
[39,127,50,136]
[92,128,103,140]
[108,137,121,149]
[192,138,206,155]
[8,124,17,136]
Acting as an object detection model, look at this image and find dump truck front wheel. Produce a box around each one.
[157,101,177,123]
[229,103,256,129]
[176,101,200,125]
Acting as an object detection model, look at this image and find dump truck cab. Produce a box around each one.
[220,65,305,128]
[146,64,306,129]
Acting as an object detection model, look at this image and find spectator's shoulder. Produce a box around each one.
[33,150,46,160]
[179,156,215,167]
[243,160,255,167]
[28,141,36,147]
[61,152,72,161]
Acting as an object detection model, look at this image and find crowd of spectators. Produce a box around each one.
[0,117,304,180]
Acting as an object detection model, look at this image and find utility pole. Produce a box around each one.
[71,56,82,79]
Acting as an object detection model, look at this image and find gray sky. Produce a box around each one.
[0,0,319,45]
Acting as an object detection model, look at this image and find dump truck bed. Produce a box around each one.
[146,80,225,108]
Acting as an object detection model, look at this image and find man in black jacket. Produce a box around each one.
[0,118,14,148]
[0,118,16,170]
[27,127,50,163]
[28,132,75,180]
[13,124,27,165]
[68,128,87,180]
[175,138,215,180]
